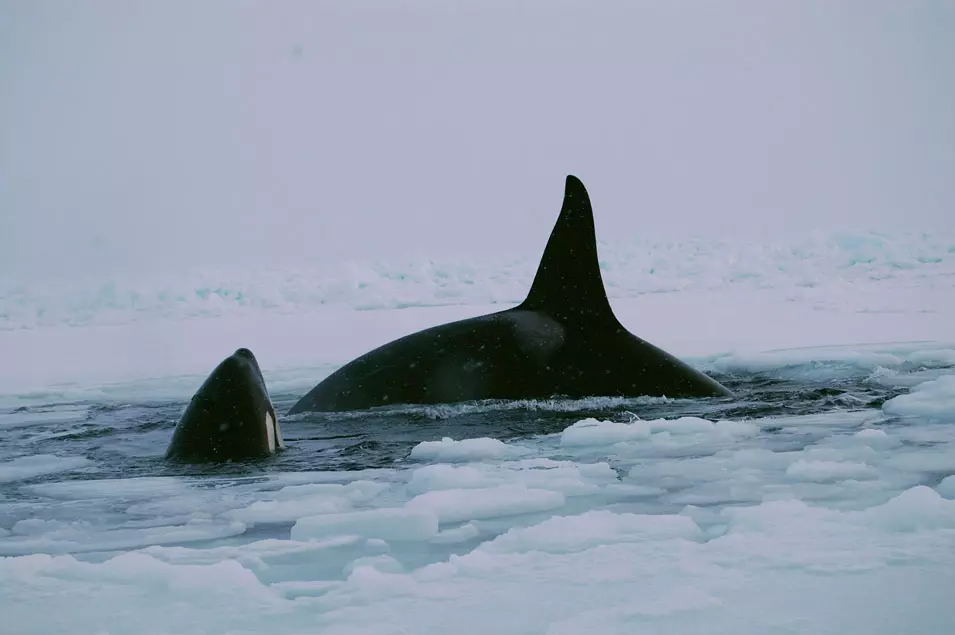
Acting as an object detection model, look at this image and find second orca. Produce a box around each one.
[289,175,732,414]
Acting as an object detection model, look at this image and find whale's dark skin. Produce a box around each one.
[289,176,732,414]
[166,348,284,462]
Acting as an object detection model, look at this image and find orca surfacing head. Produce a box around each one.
[166,348,284,463]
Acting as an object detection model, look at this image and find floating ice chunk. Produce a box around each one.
[852,428,901,449]
[407,464,490,494]
[405,484,566,524]
[937,476,955,499]
[640,416,759,437]
[28,551,277,603]
[867,365,929,388]
[291,507,439,542]
[859,486,955,532]
[272,480,388,501]
[409,437,530,462]
[0,518,247,556]
[577,462,618,479]
[0,454,92,483]
[649,417,717,434]
[142,536,360,570]
[907,348,955,367]
[24,476,187,500]
[343,554,403,577]
[408,460,618,500]
[479,509,702,554]
[338,560,419,600]
[269,469,398,486]
[514,462,617,496]
[430,523,480,544]
[224,495,353,525]
[494,460,617,497]
[224,481,389,525]
[559,418,650,447]
[786,459,878,482]
[883,374,955,421]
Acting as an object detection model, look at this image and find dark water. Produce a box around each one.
[1,361,916,489]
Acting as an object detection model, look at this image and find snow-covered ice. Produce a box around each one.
[883,374,955,422]
[409,436,531,462]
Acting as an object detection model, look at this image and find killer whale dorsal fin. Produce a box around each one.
[519,175,614,322]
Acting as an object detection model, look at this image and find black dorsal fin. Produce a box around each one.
[518,175,615,324]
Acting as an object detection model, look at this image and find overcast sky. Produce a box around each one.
[2,0,953,277]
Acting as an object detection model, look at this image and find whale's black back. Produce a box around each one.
[289,176,732,414]
[166,348,280,462]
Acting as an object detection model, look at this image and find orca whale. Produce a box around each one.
[289,175,732,414]
[166,348,284,462]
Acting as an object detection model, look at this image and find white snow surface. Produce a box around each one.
[4,231,954,331]
[2,233,955,634]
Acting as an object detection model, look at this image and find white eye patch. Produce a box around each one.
[265,411,276,452]
[273,414,286,449]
